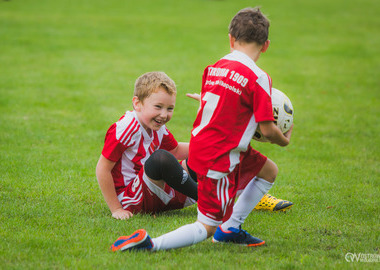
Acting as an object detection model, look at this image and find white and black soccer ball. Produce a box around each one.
[253,88,294,142]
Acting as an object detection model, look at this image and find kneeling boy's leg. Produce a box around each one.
[194,170,266,247]
[147,173,216,251]
[221,159,277,230]
[254,193,293,211]
[256,158,278,183]
[151,221,208,251]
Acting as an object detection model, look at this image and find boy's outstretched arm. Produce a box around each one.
[96,155,133,220]
[186,93,202,113]
[259,121,293,147]
[186,93,201,101]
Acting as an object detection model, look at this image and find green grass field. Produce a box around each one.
[1,0,379,269]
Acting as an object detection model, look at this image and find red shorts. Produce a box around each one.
[197,146,267,225]
[117,169,195,214]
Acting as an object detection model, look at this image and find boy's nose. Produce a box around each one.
[160,110,168,118]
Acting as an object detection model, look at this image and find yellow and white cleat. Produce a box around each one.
[254,194,293,212]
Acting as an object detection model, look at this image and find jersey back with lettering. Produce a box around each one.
[188,50,274,179]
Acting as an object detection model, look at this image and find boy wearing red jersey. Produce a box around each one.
[111,7,293,251]
[96,72,198,220]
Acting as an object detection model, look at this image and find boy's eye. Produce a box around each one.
[155,105,162,109]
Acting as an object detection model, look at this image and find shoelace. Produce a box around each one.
[237,226,249,239]
[267,195,278,202]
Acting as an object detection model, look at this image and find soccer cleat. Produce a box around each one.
[110,229,153,252]
[212,226,265,247]
[254,194,293,212]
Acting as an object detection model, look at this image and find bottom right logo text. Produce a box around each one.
[345,253,380,263]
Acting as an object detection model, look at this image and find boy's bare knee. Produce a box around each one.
[198,221,217,238]
[148,178,165,189]
[257,159,278,183]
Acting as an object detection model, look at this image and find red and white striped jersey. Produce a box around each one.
[102,110,178,193]
[188,50,274,179]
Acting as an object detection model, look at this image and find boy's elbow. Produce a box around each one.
[261,127,277,142]
[260,128,273,139]
[259,122,290,147]
[278,138,290,147]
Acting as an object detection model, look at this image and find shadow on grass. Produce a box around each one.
[154,207,197,219]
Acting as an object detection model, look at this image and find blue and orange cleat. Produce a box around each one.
[110,229,153,252]
[212,226,265,247]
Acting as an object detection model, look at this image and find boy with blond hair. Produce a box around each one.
[96,71,198,220]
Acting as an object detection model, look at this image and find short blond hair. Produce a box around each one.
[134,71,177,102]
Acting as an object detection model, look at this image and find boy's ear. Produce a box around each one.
[229,34,236,50]
[261,40,270,53]
[132,96,141,111]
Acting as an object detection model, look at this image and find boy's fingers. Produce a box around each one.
[186,93,201,101]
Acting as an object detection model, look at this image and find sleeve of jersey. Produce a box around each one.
[159,127,178,151]
[253,82,275,123]
[101,123,128,162]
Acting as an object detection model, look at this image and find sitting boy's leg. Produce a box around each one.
[144,149,198,200]
[221,175,274,231]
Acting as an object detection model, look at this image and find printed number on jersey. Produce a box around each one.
[192,92,220,136]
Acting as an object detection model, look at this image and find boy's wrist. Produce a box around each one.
[111,207,124,214]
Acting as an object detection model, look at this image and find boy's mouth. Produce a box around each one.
[153,118,165,125]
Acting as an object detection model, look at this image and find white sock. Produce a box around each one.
[221,177,273,231]
[152,221,207,251]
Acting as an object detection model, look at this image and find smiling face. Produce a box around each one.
[133,87,176,135]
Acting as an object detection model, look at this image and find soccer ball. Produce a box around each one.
[253,88,294,142]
